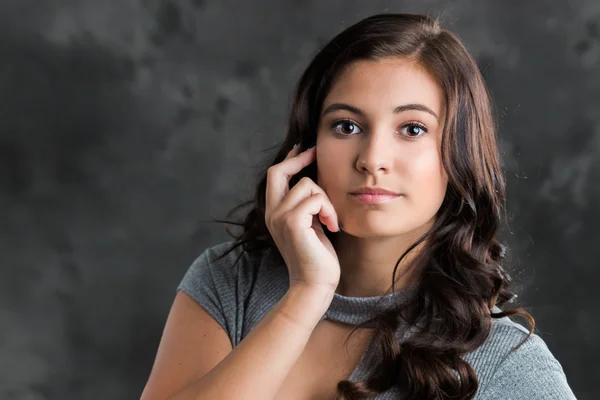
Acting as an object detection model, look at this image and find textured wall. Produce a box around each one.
[1,1,598,399]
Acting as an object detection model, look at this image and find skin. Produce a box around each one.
[315,57,448,298]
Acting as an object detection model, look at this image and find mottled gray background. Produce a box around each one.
[0,0,597,399]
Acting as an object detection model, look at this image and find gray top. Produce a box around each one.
[177,241,577,399]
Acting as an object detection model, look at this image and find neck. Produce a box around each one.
[332,228,429,298]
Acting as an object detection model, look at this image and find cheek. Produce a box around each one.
[315,150,343,189]
[406,149,447,196]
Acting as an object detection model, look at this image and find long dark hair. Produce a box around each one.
[212,13,534,399]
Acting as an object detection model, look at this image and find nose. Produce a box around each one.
[355,130,394,176]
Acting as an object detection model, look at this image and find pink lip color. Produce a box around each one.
[351,194,400,204]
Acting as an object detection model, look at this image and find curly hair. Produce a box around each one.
[212,13,535,400]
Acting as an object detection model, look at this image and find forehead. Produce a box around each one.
[322,58,445,117]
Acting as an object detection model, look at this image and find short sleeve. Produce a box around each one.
[478,334,577,400]
[176,243,240,344]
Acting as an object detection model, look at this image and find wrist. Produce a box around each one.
[277,286,334,331]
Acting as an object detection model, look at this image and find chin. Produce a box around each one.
[342,212,433,238]
[343,221,418,238]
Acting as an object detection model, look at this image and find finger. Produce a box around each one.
[276,177,327,216]
[287,192,339,233]
[284,143,302,159]
[266,146,316,215]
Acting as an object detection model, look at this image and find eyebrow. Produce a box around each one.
[321,103,439,121]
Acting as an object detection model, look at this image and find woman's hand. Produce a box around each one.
[265,144,341,293]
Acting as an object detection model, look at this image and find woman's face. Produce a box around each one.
[316,57,448,239]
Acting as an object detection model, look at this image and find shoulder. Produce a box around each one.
[200,240,286,284]
[180,240,282,292]
[177,240,289,343]
[468,308,576,399]
[195,240,250,267]
[177,241,241,294]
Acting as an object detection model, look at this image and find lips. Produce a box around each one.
[349,187,400,196]
[349,187,401,205]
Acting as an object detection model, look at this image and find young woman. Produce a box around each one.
[141,13,576,400]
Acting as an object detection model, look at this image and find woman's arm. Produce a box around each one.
[141,286,333,400]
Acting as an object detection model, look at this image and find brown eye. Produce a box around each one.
[400,123,428,138]
[331,119,362,135]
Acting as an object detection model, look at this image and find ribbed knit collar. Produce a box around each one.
[321,284,418,325]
